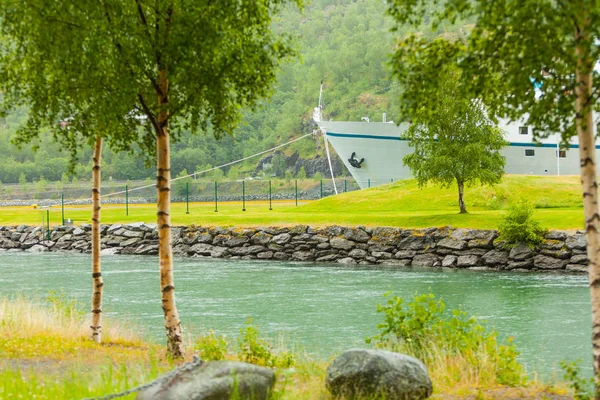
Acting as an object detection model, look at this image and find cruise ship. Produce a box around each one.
[314,105,597,190]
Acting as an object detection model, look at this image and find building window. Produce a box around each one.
[525,149,535,156]
[519,126,528,135]
[557,150,566,158]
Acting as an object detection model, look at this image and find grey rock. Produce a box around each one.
[541,239,565,251]
[256,251,274,259]
[411,253,437,267]
[27,244,48,252]
[330,237,355,251]
[534,255,567,270]
[566,264,588,273]
[570,254,588,264]
[210,247,229,258]
[441,255,457,267]
[382,259,411,267]
[251,232,272,245]
[121,229,145,239]
[191,243,215,256]
[325,349,432,400]
[509,242,534,261]
[120,237,144,247]
[348,248,368,259]
[546,231,568,240]
[369,227,402,246]
[135,244,158,255]
[457,255,479,267]
[394,250,417,259]
[337,257,357,265]
[540,248,571,259]
[100,247,120,255]
[316,254,340,262]
[437,238,467,250]
[566,234,586,250]
[397,235,428,251]
[196,233,214,244]
[272,233,292,245]
[292,251,314,261]
[506,259,534,270]
[273,252,289,260]
[481,250,509,266]
[316,242,331,250]
[16,224,27,233]
[289,225,308,235]
[230,245,267,256]
[224,236,249,247]
[371,251,393,259]
[72,227,86,236]
[137,360,275,400]
[344,228,370,243]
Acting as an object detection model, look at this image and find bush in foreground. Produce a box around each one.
[366,292,527,390]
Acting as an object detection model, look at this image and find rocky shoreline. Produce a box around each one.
[0,223,588,273]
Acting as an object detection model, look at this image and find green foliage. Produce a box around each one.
[237,318,295,369]
[312,171,323,181]
[401,67,507,214]
[498,202,547,247]
[367,292,525,387]
[296,167,307,180]
[212,168,225,182]
[194,330,229,361]
[285,170,293,182]
[227,166,240,181]
[0,0,401,184]
[46,291,84,320]
[174,169,193,197]
[560,359,594,400]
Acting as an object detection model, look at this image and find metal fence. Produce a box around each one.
[0,177,362,209]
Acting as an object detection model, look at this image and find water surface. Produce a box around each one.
[0,252,591,378]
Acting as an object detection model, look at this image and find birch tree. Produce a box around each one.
[0,0,300,358]
[387,0,600,395]
[401,67,507,214]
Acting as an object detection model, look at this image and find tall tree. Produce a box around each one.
[0,0,300,358]
[387,0,600,395]
[401,67,507,214]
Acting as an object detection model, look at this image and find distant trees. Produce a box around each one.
[400,68,507,214]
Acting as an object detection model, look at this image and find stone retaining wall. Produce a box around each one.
[0,224,588,273]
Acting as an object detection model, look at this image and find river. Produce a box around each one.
[0,251,591,379]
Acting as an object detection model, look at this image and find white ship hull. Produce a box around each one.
[317,119,599,189]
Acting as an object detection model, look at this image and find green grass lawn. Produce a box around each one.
[0,175,586,230]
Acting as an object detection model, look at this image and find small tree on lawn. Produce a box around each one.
[402,67,507,214]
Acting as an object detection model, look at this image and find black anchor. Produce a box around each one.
[348,152,365,168]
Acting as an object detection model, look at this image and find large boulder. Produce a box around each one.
[325,349,432,400]
[137,360,275,400]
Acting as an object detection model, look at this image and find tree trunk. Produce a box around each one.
[574,18,600,399]
[90,135,103,343]
[457,180,467,214]
[157,68,184,358]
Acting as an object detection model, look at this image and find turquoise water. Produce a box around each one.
[0,252,591,379]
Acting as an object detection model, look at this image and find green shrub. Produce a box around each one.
[194,330,228,361]
[46,290,84,319]
[560,359,593,400]
[237,318,294,369]
[498,201,547,247]
[366,292,526,387]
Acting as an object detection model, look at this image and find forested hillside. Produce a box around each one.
[0,0,456,184]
